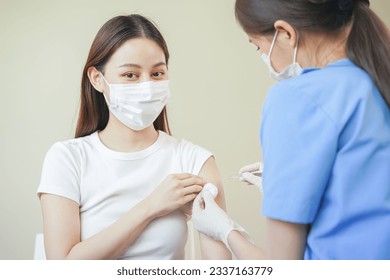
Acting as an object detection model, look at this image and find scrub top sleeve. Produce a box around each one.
[179,139,213,175]
[37,142,81,204]
[261,84,338,224]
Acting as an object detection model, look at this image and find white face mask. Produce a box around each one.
[261,30,303,81]
[100,74,170,131]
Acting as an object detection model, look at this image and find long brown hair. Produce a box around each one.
[75,14,171,138]
[235,0,390,108]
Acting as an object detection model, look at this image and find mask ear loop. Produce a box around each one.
[99,72,109,85]
[268,30,279,57]
[99,72,114,107]
[293,32,299,64]
[267,30,279,70]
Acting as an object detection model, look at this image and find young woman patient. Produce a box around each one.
[37,14,230,260]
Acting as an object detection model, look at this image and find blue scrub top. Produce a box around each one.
[261,59,390,259]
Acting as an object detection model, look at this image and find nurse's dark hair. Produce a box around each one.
[235,0,390,108]
[75,14,171,138]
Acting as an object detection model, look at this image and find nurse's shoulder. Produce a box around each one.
[263,59,378,122]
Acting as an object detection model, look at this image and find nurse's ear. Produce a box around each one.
[87,66,105,93]
[274,20,298,49]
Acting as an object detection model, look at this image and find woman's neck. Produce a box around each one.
[98,115,159,153]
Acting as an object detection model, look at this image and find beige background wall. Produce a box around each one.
[0,0,389,259]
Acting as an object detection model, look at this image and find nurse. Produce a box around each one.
[193,0,390,259]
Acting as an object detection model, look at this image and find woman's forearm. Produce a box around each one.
[65,198,157,259]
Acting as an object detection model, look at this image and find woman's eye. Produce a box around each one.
[124,73,137,79]
[152,71,164,78]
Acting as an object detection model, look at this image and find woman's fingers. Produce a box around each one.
[179,176,205,188]
[169,173,192,179]
[182,184,203,196]
[182,193,198,204]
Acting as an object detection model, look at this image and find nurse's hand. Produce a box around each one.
[239,162,263,191]
[192,188,254,252]
[192,189,235,246]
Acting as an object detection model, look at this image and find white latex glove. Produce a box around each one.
[238,162,263,191]
[192,185,253,252]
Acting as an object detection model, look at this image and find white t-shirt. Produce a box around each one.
[37,131,212,260]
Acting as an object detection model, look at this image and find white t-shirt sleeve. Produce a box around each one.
[37,142,81,204]
[178,139,213,175]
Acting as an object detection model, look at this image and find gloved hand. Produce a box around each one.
[239,162,263,191]
[192,186,252,252]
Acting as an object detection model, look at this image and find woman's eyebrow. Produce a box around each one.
[152,62,167,67]
[118,63,142,68]
[118,62,166,68]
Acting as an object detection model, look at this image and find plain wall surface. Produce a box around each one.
[0,0,389,259]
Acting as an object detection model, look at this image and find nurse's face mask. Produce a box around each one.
[100,74,170,131]
[261,30,303,81]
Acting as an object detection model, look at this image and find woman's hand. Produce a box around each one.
[146,173,205,218]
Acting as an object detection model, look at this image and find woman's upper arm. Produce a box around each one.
[265,218,307,259]
[198,156,226,209]
[37,142,82,259]
[40,193,81,259]
[197,156,231,259]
